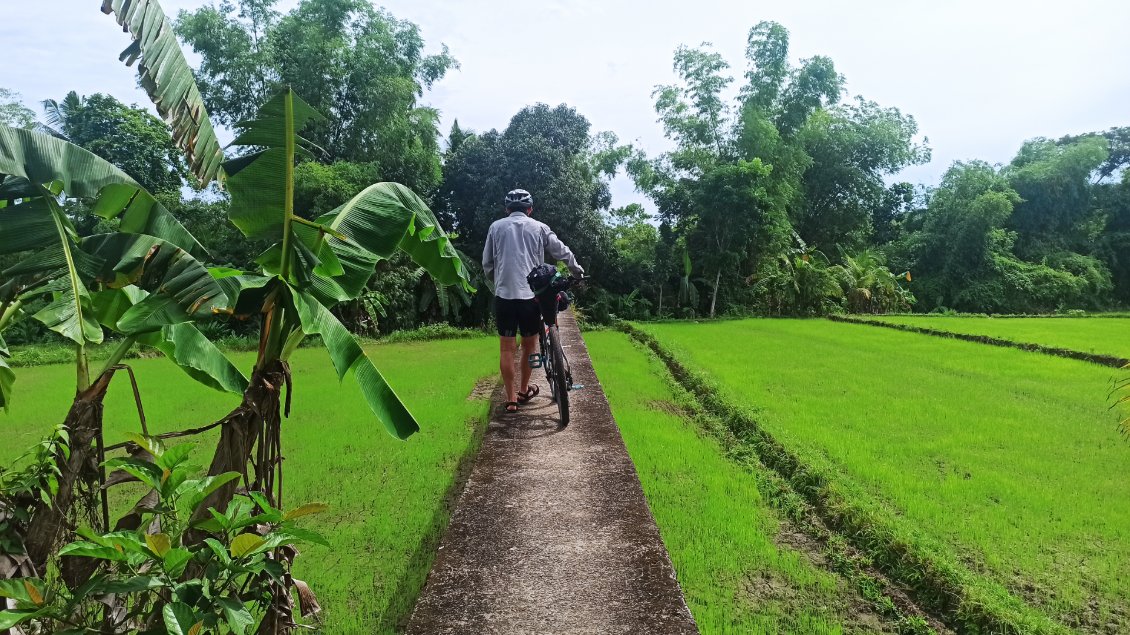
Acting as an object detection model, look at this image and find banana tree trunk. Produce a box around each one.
[24,370,116,575]
[709,269,721,318]
[187,360,288,536]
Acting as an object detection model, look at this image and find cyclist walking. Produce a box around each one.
[483,189,585,413]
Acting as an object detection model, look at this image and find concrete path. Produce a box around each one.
[406,311,698,634]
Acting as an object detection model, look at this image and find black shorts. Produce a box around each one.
[495,297,542,337]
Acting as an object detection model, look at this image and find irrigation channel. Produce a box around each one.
[406,311,699,634]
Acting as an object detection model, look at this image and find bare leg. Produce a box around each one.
[519,334,538,395]
[500,337,517,404]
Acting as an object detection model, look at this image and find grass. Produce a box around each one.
[856,314,1130,358]
[637,319,1130,634]
[0,337,498,633]
[586,330,899,635]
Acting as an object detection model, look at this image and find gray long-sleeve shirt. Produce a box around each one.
[482,211,585,300]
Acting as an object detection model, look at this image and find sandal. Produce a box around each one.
[504,401,519,413]
[517,384,540,404]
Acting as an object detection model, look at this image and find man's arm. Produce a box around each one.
[544,228,585,277]
[482,226,496,285]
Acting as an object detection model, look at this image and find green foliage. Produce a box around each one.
[0,126,243,397]
[751,247,842,316]
[294,160,380,218]
[892,160,1111,313]
[378,322,484,344]
[103,0,226,186]
[830,249,914,314]
[0,89,36,130]
[175,0,456,196]
[1,441,327,634]
[0,424,67,552]
[794,98,930,251]
[444,104,614,260]
[164,195,262,272]
[42,92,188,194]
[211,86,471,437]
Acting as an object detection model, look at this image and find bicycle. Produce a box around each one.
[528,275,579,426]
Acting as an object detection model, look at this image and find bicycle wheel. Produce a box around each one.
[549,326,570,425]
[541,332,556,401]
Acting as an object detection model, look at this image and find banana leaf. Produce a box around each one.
[287,287,417,439]
[138,322,248,394]
[100,0,226,187]
[0,127,202,255]
[81,233,230,334]
[314,183,474,295]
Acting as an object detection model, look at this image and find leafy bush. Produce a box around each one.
[0,438,327,634]
[380,323,485,344]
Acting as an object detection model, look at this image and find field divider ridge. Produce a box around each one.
[618,321,1072,635]
[828,314,1129,368]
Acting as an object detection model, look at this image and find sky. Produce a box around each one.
[3,0,1129,209]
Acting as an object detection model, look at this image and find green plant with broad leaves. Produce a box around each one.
[0,438,327,634]
[0,0,472,630]
[830,249,914,315]
[0,124,248,581]
[94,0,473,631]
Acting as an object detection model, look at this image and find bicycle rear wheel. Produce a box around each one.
[548,326,570,425]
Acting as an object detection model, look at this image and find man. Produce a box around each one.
[482,189,585,413]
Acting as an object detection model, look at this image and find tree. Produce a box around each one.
[443,104,616,279]
[830,249,913,314]
[1005,135,1109,259]
[42,91,188,194]
[794,98,930,250]
[0,88,36,129]
[176,0,457,196]
[635,32,810,317]
[891,160,1107,313]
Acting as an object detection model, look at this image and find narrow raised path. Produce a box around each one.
[406,311,698,634]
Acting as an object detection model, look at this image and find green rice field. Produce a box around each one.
[857,314,1130,358]
[635,319,1130,633]
[587,330,897,634]
[1,338,497,633]
[7,318,1130,634]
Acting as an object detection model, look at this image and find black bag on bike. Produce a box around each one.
[526,263,559,296]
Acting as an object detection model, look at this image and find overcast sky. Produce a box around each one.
[3,0,1129,209]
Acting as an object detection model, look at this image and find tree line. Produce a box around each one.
[4,0,1129,339]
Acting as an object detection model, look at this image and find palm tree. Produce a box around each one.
[39,90,81,139]
[832,249,914,314]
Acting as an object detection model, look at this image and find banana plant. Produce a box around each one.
[102,6,473,630]
[192,88,472,523]
[0,125,248,574]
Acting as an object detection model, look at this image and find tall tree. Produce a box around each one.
[1005,135,1109,259]
[443,104,614,271]
[892,160,1109,312]
[176,0,457,196]
[41,91,188,194]
[794,98,931,250]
